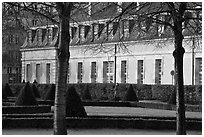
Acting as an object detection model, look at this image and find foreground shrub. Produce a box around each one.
[66,86,87,117]
[123,84,139,102]
[3,83,14,98]
[15,82,38,106]
[82,85,92,100]
[32,84,41,98]
[44,84,55,100]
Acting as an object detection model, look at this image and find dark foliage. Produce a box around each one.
[123,84,139,102]
[3,83,14,98]
[2,89,7,99]
[168,89,176,105]
[99,85,109,100]
[44,84,56,100]
[32,84,41,98]
[15,82,38,106]
[66,86,87,117]
[6,83,201,105]
[82,85,92,100]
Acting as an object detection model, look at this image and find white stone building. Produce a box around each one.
[20,26,202,85]
[20,3,202,85]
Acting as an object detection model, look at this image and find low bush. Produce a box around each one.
[123,84,139,102]
[2,105,51,114]
[15,82,38,106]
[6,83,202,105]
[66,86,87,117]
[32,84,41,98]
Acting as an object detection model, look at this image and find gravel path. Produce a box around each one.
[85,106,202,119]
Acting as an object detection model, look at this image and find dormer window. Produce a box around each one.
[157,15,165,36]
[113,22,119,35]
[42,29,47,42]
[84,25,90,39]
[31,30,36,42]
[98,24,105,38]
[145,17,152,32]
[71,27,77,39]
[53,27,58,40]
[129,20,135,34]
[37,29,42,43]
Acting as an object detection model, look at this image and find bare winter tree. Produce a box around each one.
[77,2,202,135]
[4,2,73,135]
[95,2,201,135]
[3,2,202,135]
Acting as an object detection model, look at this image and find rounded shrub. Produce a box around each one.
[3,83,14,98]
[44,84,55,100]
[66,86,87,117]
[82,85,92,100]
[168,90,176,105]
[31,84,41,98]
[15,82,38,106]
[123,84,139,102]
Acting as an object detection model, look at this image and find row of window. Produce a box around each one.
[72,59,161,84]
[72,58,202,84]
[28,27,58,44]
[25,58,202,85]
[26,63,51,83]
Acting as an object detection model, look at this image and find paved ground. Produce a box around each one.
[2,128,202,135]
[85,106,202,119]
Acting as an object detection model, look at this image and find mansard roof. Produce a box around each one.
[21,25,59,49]
[21,2,201,49]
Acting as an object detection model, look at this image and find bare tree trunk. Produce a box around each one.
[54,3,72,135]
[173,30,186,135]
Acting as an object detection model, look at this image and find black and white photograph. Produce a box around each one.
[2,2,202,135]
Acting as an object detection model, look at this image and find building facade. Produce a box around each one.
[20,26,202,85]
[20,2,202,85]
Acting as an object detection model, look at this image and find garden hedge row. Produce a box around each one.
[2,105,51,114]
[5,83,202,105]
[2,117,202,130]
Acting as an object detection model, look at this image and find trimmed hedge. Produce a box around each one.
[2,105,51,114]
[15,82,38,106]
[66,86,87,117]
[31,84,41,98]
[44,84,55,100]
[2,83,14,99]
[123,84,139,102]
[4,83,202,105]
[2,117,202,130]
